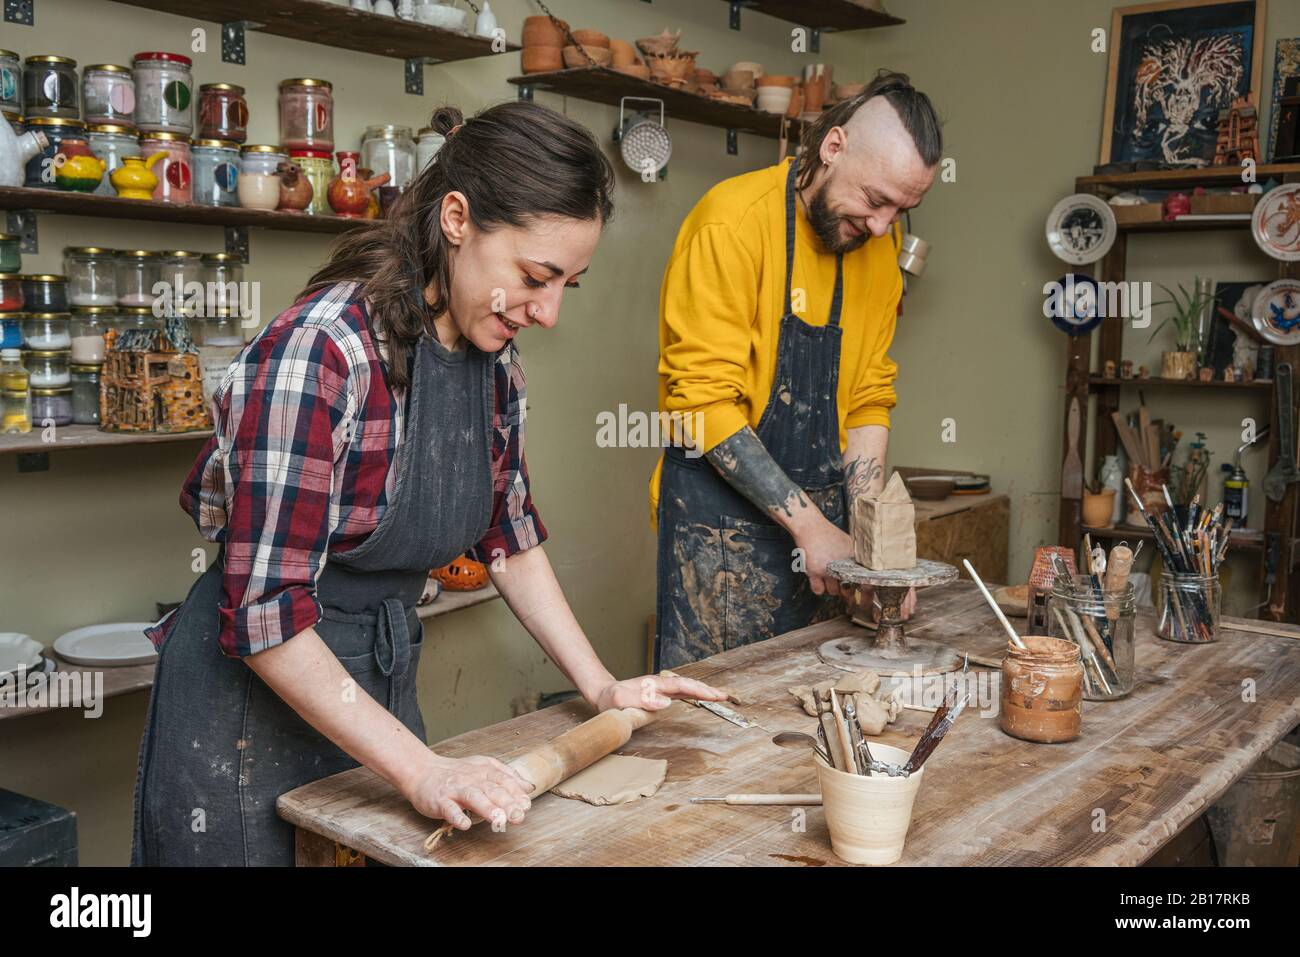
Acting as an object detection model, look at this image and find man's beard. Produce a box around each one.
[807,182,869,254]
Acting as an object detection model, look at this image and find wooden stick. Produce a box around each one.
[829,690,858,776]
[691,793,823,806]
[963,559,1027,649]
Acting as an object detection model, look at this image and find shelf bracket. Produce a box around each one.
[225,226,249,264]
[517,84,534,102]
[221,21,260,65]
[4,0,33,26]
[730,1,742,30]
[16,452,49,474]
[810,28,821,53]
[405,57,444,95]
[6,210,37,253]
[726,129,738,156]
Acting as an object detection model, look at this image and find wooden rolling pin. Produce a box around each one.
[424,705,665,851]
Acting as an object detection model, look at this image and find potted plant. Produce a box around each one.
[1149,282,1214,380]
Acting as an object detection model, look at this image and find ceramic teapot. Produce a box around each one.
[110,152,165,200]
[54,138,107,192]
[276,161,313,212]
[0,112,49,188]
[327,151,390,219]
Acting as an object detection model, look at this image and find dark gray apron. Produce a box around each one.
[131,332,495,866]
[655,157,848,670]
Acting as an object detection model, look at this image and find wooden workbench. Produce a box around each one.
[278,582,1300,866]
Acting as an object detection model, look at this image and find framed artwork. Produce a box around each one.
[1206,280,1269,375]
[1267,39,1300,161]
[1100,0,1266,167]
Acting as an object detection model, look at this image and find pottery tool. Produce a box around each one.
[659,669,762,729]
[1062,397,1083,498]
[963,559,1028,649]
[840,693,869,774]
[771,730,832,766]
[424,705,664,850]
[902,692,970,775]
[1263,363,1300,503]
[819,711,850,771]
[691,793,822,805]
[829,690,857,775]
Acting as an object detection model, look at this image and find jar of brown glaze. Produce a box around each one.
[1000,635,1083,743]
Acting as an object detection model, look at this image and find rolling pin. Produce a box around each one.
[424,705,665,850]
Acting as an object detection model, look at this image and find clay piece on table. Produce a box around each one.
[787,669,898,736]
[551,754,668,806]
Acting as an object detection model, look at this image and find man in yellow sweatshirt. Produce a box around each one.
[653,71,942,669]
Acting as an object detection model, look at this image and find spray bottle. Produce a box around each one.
[1222,428,1267,522]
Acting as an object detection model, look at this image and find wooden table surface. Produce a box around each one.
[278,582,1300,866]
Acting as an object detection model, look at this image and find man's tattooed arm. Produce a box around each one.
[844,455,883,501]
[843,425,890,501]
[706,426,811,522]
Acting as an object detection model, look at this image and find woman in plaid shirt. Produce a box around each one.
[132,102,726,866]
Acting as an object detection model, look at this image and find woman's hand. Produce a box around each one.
[403,753,534,831]
[592,673,729,712]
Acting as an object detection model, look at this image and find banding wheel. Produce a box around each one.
[821,558,964,676]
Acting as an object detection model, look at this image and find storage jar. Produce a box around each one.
[1,388,31,434]
[116,250,161,307]
[0,50,19,114]
[360,125,415,191]
[64,247,117,306]
[290,149,333,215]
[140,132,192,203]
[117,305,161,332]
[1,317,22,349]
[82,64,135,125]
[279,78,333,151]
[416,126,445,173]
[239,144,287,176]
[198,83,248,143]
[87,123,140,196]
[202,309,244,347]
[1046,575,1136,700]
[20,275,68,312]
[1157,573,1221,644]
[192,139,240,207]
[133,52,193,135]
[22,55,78,119]
[23,117,86,188]
[31,386,72,426]
[0,272,22,312]
[202,253,243,312]
[0,235,20,275]
[159,251,204,313]
[25,349,70,387]
[0,347,27,390]
[999,635,1083,743]
[70,306,111,363]
[70,364,100,424]
[23,312,71,350]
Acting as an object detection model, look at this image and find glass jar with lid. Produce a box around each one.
[0,50,20,114]
[203,308,244,347]
[22,55,78,119]
[239,144,288,177]
[23,312,71,350]
[360,125,416,191]
[87,123,140,196]
[82,64,135,125]
[289,149,333,216]
[1,388,31,434]
[159,251,204,313]
[70,364,101,425]
[116,250,161,308]
[133,52,193,135]
[0,316,21,349]
[21,275,68,312]
[416,126,446,173]
[279,78,333,152]
[0,234,20,275]
[25,349,70,387]
[64,247,117,306]
[31,386,73,426]
[140,132,192,204]
[23,117,86,188]
[0,273,23,313]
[117,305,162,333]
[198,83,248,143]
[0,347,28,390]
[70,306,112,363]
[202,253,244,313]
[192,139,240,207]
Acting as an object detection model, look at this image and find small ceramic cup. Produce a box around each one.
[814,742,925,865]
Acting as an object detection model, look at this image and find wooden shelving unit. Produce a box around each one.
[510,67,802,144]
[1059,162,1300,622]
[719,0,905,32]
[1082,522,1263,553]
[0,425,212,457]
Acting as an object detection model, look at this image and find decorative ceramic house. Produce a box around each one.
[852,471,916,570]
[1027,545,1077,636]
[100,314,211,433]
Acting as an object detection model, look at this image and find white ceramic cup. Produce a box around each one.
[756,88,793,115]
[814,742,925,865]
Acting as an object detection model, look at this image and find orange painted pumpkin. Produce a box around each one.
[431,555,489,591]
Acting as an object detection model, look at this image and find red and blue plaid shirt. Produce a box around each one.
[147,281,546,658]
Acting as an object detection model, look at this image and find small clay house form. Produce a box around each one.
[852,471,916,570]
[1213,96,1260,166]
[100,314,211,434]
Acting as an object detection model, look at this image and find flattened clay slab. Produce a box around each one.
[552,754,668,806]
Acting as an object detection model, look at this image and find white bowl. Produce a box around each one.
[756,88,793,114]
[415,3,468,30]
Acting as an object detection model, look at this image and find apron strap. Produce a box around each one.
[828,254,845,329]
[783,155,848,329]
[374,597,413,703]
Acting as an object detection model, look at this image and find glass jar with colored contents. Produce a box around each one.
[0,50,19,114]
[21,275,68,313]
[88,123,140,197]
[70,306,112,363]
[140,132,192,204]
[239,144,287,177]
[116,250,161,308]
[64,247,117,307]
[201,253,244,313]
[1,388,31,434]
[25,349,70,388]
[238,145,287,211]
[23,312,71,350]
[0,270,22,311]
[290,149,333,216]
[159,251,204,313]
[0,347,28,390]
[0,316,21,349]
[31,386,72,426]
[70,363,101,425]
[82,64,135,125]
[133,52,193,135]
[192,139,241,207]
[203,309,244,347]
[23,117,86,188]
[198,83,248,143]
[22,55,78,119]
[117,305,162,333]
[361,125,416,192]
[279,78,333,152]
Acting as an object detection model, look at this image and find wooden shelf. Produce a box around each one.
[1088,375,1272,391]
[720,0,905,31]
[509,68,803,143]
[108,0,517,62]
[1119,216,1253,233]
[1083,522,1263,553]
[0,425,212,456]
[1077,163,1300,193]
[0,186,366,235]
[417,583,500,621]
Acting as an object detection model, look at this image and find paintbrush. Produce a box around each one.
[902,693,971,774]
[963,559,1027,649]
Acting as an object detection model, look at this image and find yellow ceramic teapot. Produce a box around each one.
[110,152,165,201]
[53,138,107,192]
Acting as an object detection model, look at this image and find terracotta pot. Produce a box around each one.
[1160,350,1197,380]
[563,44,613,69]
[729,60,764,81]
[722,68,755,91]
[757,74,795,88]
[815,744,925,865]
[1081,489,1116,528]
[522,15,567,48]
[786,83,804,118]
[804,75,828,113]
[276,161,313,213]
[609,39,637,68]
[571,29,609,49]
[521,46,563,73]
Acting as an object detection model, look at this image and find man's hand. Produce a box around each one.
[593,673,728,712]
[795,517,855,596]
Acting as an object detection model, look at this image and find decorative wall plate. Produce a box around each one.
[1251,279,1300,345]
[1046,193,1117,265]
[1046,273,1103,336]
[1252,184,1300,261]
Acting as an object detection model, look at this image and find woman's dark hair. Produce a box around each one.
[303,101,615,388]
[797,69,943,191]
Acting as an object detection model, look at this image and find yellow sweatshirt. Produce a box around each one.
[649,157,902,519]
